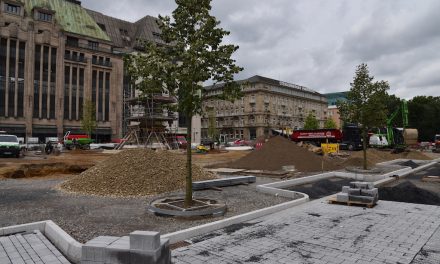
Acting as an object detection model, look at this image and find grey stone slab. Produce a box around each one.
[192,176,256,190]
[130,231,160,251]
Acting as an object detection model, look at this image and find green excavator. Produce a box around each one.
[369,100,418,152]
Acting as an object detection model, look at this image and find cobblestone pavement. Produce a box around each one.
[411,225,440,264]
[173,199,440,264]
[0,231,70,264]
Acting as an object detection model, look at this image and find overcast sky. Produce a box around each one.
[81,0,440,99]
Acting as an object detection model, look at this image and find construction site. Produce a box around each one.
[1,131,440,263]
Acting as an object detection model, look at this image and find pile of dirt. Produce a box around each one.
[3,163,91,179]
[379,181,440,205]
[223,136,343,172]
[347,149,431,166]
[61,149,216,197]
[399,160,420,169]
[288,178,353,199]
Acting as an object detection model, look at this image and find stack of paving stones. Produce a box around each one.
[336,181,379,204]
[81,231,170,264]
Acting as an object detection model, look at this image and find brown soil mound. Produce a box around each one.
[224,136,343,172]
[61,149,216,197]
[346,149,431,166]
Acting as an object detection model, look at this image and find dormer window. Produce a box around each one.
[88,41,99,50]
[97,23,106,32]
[5,3,21,15]
[38,12,52,22]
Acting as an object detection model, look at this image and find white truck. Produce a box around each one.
[0,134,21,158]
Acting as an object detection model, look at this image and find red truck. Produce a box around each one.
[291,129,342,143]
[291,125,362,151]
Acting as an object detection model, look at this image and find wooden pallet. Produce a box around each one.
[327,196,376,208]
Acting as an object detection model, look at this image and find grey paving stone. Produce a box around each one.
[0,232,70,264]
[173,200,440,264]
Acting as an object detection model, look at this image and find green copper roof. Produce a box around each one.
[25,0,111,41]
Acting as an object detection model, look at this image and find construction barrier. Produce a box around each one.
[321,143,339,154]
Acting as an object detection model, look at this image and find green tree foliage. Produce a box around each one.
[125,0,243,206]
[303,113,320,130]
[408,96,440,141]
[81,100,96,138]
[324,118,337,129]
[383,94,403,127]
[337,63,389,169]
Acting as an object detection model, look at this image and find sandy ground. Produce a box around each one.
[0,148,438,243]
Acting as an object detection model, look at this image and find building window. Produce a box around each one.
[105,72,110,121]
[66,36,78,47]
[88,41,99,50]
[5,3,20,15]
[33,45,41,118]
[38,12,52,22]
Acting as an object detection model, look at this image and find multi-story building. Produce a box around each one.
[0,0,127,142]
[0,0,199,143]
[324,92,348,129]
[202,75,328,141]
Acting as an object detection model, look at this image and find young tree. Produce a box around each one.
[81,100,96,138]
[324,118,337,129]
[337,63,389,169]
[125,0,243,206]
[303,113,319,130]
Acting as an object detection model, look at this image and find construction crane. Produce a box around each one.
[369,99,418,152]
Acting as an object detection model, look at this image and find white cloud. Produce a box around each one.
[81,0,440,99]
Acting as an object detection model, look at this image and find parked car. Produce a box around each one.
[176,135,187,149]
[0,134,21,158]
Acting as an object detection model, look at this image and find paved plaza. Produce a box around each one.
[0,231,70,264]
[173,199,440,264]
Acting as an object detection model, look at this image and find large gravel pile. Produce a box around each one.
[61,149,216,197]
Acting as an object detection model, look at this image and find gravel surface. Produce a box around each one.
[0,175,289,243]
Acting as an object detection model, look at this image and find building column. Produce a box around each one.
[56,34,65,138]
[111,59,123,138]
[24,28,35,138]
[5,38,10,117]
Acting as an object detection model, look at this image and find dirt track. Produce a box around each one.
[0,150,111,179]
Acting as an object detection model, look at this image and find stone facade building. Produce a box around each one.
[202,75,328,141]
[0,0,126,141]
[0,0,188,143]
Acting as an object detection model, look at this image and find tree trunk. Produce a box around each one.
[362,128,368,170]
[185,114,193,207]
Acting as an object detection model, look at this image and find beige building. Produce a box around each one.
[0,0,194,143]
[0,0,127,142]
[202,75,328,141]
